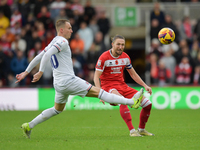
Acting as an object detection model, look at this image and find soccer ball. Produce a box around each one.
[158,27,175,44]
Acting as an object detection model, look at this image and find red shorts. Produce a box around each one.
[102,84,138,99]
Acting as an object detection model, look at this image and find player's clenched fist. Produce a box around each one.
[32,71,43,83]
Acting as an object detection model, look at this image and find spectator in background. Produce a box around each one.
[94,31,106,54]
[84,0,96,24]
[70,33,84,55]
[162,14,180,43]
[49,0,66,21]
[33,0,49,18]
[42,61,53,86]
[174,44,194,67]
[10,22,21,35]
[65,1,74,19]
[86,42,100,84]
[193,17,200,42]
[72,56,84,78]
[146,53,158,85]
[152,59,171,87]
[26,13,35,27]
[0,11,10,38]
[0,44,8,86]
[10,7,22,27]
[17,0,31,25]
[148,38,163,58]
[54,9,68,24]
[97,10,110,39]
[11,34,27,53]
[78,21,93,54]
[162,41,179,54]
[37,6,53,30]
[0,34,12,56]
[8,72,18,87]
[150,2,165,26]
[179,16,194,46]
[160,50,176,84]
[36,21,46,42]
[28,41,42,62]
[175,57,192,84]
[41,30,54,50]
[193,65,200,85]
[150,19,161,40]
[190,40,200,59]
[10,50,28,85]
[88,18,99,39]
[0,0,11,20]
[29,30,42,50]
[70,33,85,67]
[71,0,84,15]
[4,27,15,44]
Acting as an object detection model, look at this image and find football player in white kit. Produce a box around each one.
[15,19,144,138]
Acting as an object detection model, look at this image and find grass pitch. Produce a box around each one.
[0,109,199,150]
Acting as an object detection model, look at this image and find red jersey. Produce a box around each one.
[95,50,132,88]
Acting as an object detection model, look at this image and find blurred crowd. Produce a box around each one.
[1,0,200,88]
[0,0,110,87]
[147,2,200,86]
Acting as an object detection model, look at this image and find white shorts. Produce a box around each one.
[53,76,92,104]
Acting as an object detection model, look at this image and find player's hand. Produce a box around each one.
[32,71,43,83]
[15,71,29,83]
[144,85,152,95]
[99,100,105,105]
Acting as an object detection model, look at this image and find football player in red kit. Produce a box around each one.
[94,35,154,136]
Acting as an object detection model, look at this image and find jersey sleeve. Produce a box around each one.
[95,53,107,72]
[125,53,132,69]
[53,38,68,52]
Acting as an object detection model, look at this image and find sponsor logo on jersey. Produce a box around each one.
[111,67,122,74]
[97,60,101,66]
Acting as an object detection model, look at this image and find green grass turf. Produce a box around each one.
[0,109,199,150]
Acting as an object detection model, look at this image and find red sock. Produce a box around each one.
[120,105,134,131]
[139,104,152,129]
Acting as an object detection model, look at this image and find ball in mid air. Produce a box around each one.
[158,27,175,44]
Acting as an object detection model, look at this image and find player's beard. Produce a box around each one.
[115,49,123,56]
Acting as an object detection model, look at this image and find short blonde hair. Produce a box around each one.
[55,19,70,32]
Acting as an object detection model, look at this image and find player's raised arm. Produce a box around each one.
[15,51,45,83]
[127,68,152,95]
[32,46,58,83]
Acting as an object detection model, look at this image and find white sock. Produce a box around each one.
[140,98,152,108]
[138,128,145,131]
[98,89,134,105]
[130,129,136,134]
[29,107,62,128]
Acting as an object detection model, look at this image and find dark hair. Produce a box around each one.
[111,34,125,43]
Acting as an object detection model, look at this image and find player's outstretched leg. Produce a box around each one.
[131,88,144,109]
[21,123,31,139]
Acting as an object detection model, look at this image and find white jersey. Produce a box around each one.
[44,36,75,84]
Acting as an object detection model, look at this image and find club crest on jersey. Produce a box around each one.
[97,60,101,66]
[115,60,118,65]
